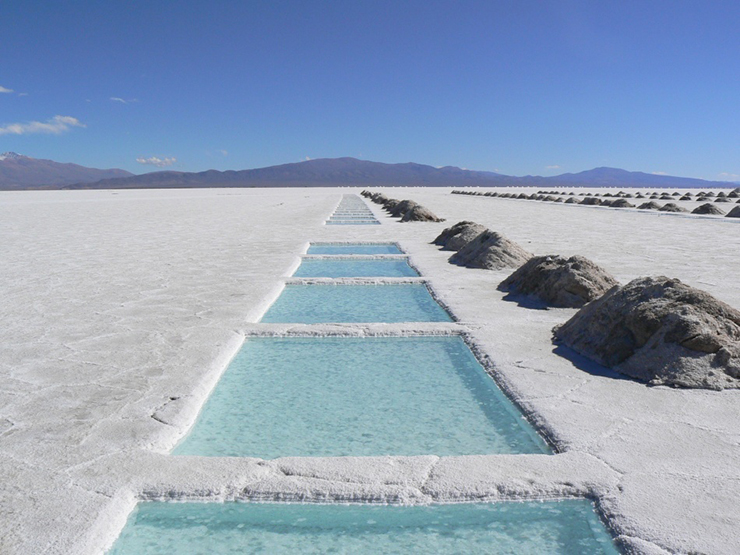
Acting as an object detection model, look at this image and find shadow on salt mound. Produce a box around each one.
[449,230,532,270]
[726,206,740,218]
[388,199,419,217]
[553,276,740,390]
[692,203,725,215]
[433,221,486,251]
[498,255,618,309]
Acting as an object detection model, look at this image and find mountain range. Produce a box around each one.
[0,152,132,189]
[0,153,736,190]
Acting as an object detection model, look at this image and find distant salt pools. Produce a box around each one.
[260,283,452,323]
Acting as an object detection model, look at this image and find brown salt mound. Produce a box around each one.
[498,255,618,308]
[609,199,635,208]
[658,203,688,213]
[449,230,532,270]
[726,206,740,218]
[388,200,419,217]
[433,221,487,251]
[400,205,445,222]
[554,276,740,389]
[692,203,726,215]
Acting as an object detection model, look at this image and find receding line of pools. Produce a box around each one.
[108,500,620,554]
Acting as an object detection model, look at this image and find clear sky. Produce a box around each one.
[1,0,739,179]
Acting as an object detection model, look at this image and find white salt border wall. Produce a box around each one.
[0,187,738,554]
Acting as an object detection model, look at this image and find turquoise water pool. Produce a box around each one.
[109,500,619,554]
[260,284,451,323]
[173,336,547,457]
[293,258,419,278]
[307,243,403,255]
[326,220,380,225]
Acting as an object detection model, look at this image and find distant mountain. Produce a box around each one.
[65,157,515,190]
[3,155,735,190]
[0,152,133,190]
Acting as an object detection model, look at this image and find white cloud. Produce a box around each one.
[219,149,228,157]
[110,97,138,104]
[651,171,668,175]
[17,92,28,97]
[0,86,13,93]
[546,165,561,170]
[136,156,176,167]
[719,172,740,180]
[304,156,311,161]
[0,115,85,135]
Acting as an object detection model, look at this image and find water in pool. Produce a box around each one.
[326,220,380,225]
[173,336,548,457]
[260,283,451,323]
[307,243,403,255]
[109,500,619,554]
[293,258,419,278]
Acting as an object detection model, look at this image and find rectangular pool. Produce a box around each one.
[326,220,380,225]
[109,500,619,554]
[307,243,403,255]
[173,336,547,457]
[293,258,419,278]
[260,283,451,323]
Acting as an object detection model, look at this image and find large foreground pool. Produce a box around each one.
[173,336,548,457]
[109,500,619,554]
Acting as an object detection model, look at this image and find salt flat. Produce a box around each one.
[0,187,738,554]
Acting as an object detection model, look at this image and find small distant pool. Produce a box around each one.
[173,336,547,457]
[307,243,403,255]
[326,220,380,225]
[109,500,619,554]
[293,258,419,278]
[260,283,451,323]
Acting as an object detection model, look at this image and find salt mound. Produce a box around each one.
[433,221,486,251]
[383,198,401,211]
[449,230,532,270]
[610,199,635,208]
[554,276,740,389]
[727,206,740,218]
[400,205,445,222]
[388,200,419,217]
[637,201,661,210]
[692,203,725,215]
[658,203,688,213]
[498,255,618,308]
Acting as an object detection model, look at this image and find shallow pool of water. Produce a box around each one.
[326,220,380,225]
[293,258,419,278]
[307,243,403,255]
[109,500,619,554]
[173,336,547,457]
[260,284,451,323]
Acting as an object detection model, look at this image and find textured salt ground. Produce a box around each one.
[1,187,738,554]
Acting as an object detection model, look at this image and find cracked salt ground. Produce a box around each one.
[1,187,738,554]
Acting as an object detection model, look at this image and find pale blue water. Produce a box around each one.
[173,336,547,457]
[326,220,380,225]
[307,243,403,255]
[260,284,451,323]
[293,258,419,278]
[109,501,620,554]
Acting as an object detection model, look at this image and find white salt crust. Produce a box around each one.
[0,187,738,554]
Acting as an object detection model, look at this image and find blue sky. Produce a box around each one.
[1,1,739,179]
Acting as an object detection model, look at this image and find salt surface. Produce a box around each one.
[1,187,738,554]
